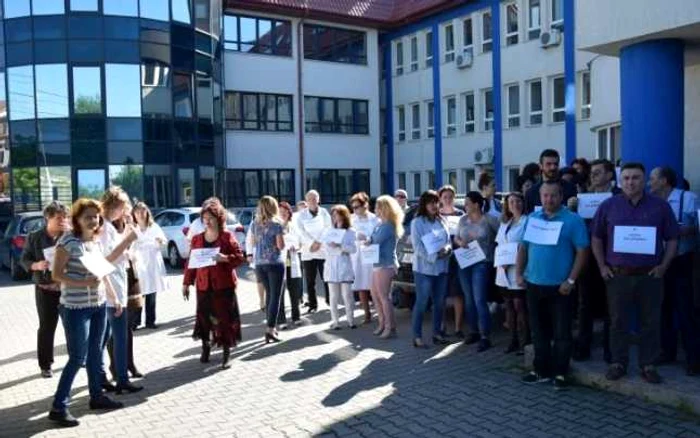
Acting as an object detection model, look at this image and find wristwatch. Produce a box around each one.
[567,278,576,285]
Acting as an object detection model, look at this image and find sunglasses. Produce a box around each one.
[395,195,406,199]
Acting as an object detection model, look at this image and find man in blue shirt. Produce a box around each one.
[516,181,589,390]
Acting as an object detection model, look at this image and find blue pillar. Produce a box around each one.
[491,0,503,189]
[620,39,684,179]
[563,0,576,164]
[383,43,395,194]
[432,23,443,189]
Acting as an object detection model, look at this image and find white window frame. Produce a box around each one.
[427,170,436,190]
[506,83,520,128]
[410,103,421,140]
[551,75,565,123]
[426,100,435,138]
[412,172,422,198]
[580,71,591,120]
[527,0,541,40]
[444,24,455,62]
[397,172,407,191]
[445,169,458,188]
[395,40,404,76]
[482,88,494,132]
[445,96,457,136]
[463,17,473,51]
[397,105,406,141]
[410,36,418,72]
[463,92,475,133]
[551,0,564,28]
[504,2,519,46]
[596,124,621,161]
[527,79,543,126]
[425,31,433,67]
[481,11,493,53]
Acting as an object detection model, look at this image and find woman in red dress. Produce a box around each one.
[182,198,245,369]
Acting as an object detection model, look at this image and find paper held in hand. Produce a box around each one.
[322,228,346,245]
[187,247,220,269]
[523,218,563,246]
[43,246,56,271]
[421,229,447,255]
[577,193,612,219]
[613,226,656,255]
[361,244,380,264]
[454,241,486,269]
[494,242,518,267]
[284,233,300,250]
[445,216,460,236]
[79,252,116,278]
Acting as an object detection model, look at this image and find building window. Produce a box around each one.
[446,97,456,136]
[463,18,473,50]
[482,12,492,53]
[36,64,69,119]
[303,24,367,65]
[306,169,370,204]
[397,106,406,141]
[428,171,435,189]
[225,92,293,131]
[224,15,292,56]
[72,66,102,115]
[426,101,435,138]
[551,0,564,28]
[398,172,407,190]
[552,76,565,123]
[505,3,519,46]
[463,168,476,192]
[597,124,621,162]
[444,24,455,63]
[464,92,475,133]
[410,36,419,72]
[580,71,591,120]
[395,41,404,76]
[411,103,420,140]
[413,172,421,198]
[425,31,433,67]
[507,167,520,191]
[528,0,541,40]
[506,84,520,128]
[106,64,141,117]
[304,97,368,134]
[483,89,494,132]
[528,79,543,125]
[224,169,295,207]
[445,170,458,188]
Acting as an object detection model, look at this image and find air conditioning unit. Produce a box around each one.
[540,28,562,48]
[474,147,494,165]
[456,48,473,69]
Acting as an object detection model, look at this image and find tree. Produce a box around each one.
[74,95,101,114]
[110,164,143,201]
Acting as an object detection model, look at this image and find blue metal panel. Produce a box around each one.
[432,23,443,189]
[564,0,577,164]
[491,0,503,189]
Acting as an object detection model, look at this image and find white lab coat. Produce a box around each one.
[296,207,332,261]
[323,228,358,283]
[132,224,169,295]
[283,221,302,279]
[350,212,379,290]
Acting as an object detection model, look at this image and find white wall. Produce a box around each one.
[685,47,700,190]
[588,55,620,131]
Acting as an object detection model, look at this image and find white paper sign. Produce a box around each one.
[577,193,612,219]
[444,216,461,236]
[523,218,563,246]
[284,233,300,250]
[322,228,346,245]
[421,229,448,255]
[454,241,486,269]
[79,252,116,278]
[494,242,519,267]
[43,246,56,271]
[361,244,379,265]
[613,226,657,255]
[188,247,220,269]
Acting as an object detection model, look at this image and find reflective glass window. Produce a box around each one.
[104,17,139,40]
[108,141,143,164]
[140,20,170,44]
[303,24,366,64]
[172,0,191,24]
[32,0,65,15]
[69,40,103,63]
[106,64,141,117]
[37,120,70,142]
[304,96,368,134]
[140,0,170,21]
[142,62,172,116]
[72,141,106,165]
[196,77,212,120]
[35,64,69,119]
[34,16,66,40]
[224,14,291,56]
[108,119,142,140]
[143,119,172,141]
[140,42,171,64]
[105,41,140,63]
[7,42,33,66]
[110,165,143,198]
[77,169,106,198]
[39,167,72,205]
[70,0,98,11]
[8,66,35,121]
[171,24,194,48]
[194,0,210,33]
[144,141,172,163]
[196,33,213,55]
[35,41,67,63]
[38,142,71,166]
[69,17,103,39]
[144,165,173,208]
[178,168,195,206]
[71,118,105,141]
[72,67,102,115]
[173,73,193,118]
[6,18,32,42]
[172,47,194,70]
[4,0,30,19]
[104,0,138,17]
[13,168,40,212]
[174,120,195,142]
[10,121,38,167]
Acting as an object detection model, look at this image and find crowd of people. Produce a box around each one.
[21,147,700,428]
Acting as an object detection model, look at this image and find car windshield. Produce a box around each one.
[189,213,200,223]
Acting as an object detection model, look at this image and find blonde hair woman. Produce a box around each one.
[251,196,286,342]
[366,195,404,339]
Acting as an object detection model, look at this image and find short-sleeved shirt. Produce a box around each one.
[592,193,680,267]
[456,214,499,262]
[57,232,106,309]
[251,220,284,265]
[522,208,590,286]
[667,189,698,255]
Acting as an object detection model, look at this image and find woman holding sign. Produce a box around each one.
[323,205,358,329]
[455,192,499,352]
[183,198,246,369]
[278,202,302,328]
[367,196,404,339]
[411,191,452,348]
[495,193,530,355]
[350,192,378,325]
[48,199,124,427]
[438,185,466,338]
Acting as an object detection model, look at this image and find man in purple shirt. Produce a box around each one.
[591,163,679,384]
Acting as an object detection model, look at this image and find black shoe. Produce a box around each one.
[605,363,627,381]
[265,332,281,344]
[504,340,519,354]
[522,371,551,384]
[432,335,450,346]
[101,381,117,393]
[89,395,123,410]
[553,375,570,391]
[641,366,662,384]
[145,324,158,329]
[453,330,466,340]
[41,369,53,378]
[477,339,492,352]
[221,347,231,369]
[413,338,428,349]
[48,409,79,428]
[128,368,143,378]
[464,333,480,345]
[306,307,317,315]
[200,343,211,363]
[350,325,357,329]
[115,382,143,395]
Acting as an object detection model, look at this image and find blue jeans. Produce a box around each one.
[103,307,129,385]
[52,305,107,412]
[457,261,491,338]
[412,272,448,338]
[256,264,285,329]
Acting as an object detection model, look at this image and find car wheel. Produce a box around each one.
[10,257,24,281]
[168,243,182,269]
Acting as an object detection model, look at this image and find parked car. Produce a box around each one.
[229,207,256,235]
[0,212,45,280]
[154,207,244,268]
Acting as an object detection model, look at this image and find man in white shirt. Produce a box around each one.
[394,189,409,212]
[296,190,332,313]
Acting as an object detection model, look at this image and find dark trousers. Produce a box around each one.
[302,259,329,309]
[145,294,156,326]
[607,274,663,368]
[35,287,61,371]
[256,264,285,329]
[662,253,700,365]
[526,283,573,377]
[278,266,302,323]
[575,255,610,353]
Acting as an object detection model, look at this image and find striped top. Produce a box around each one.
[58,232,106,309]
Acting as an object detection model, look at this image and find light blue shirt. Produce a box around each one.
[411,216,450,276]
[369,222,399,268]
[522,208,589,286]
